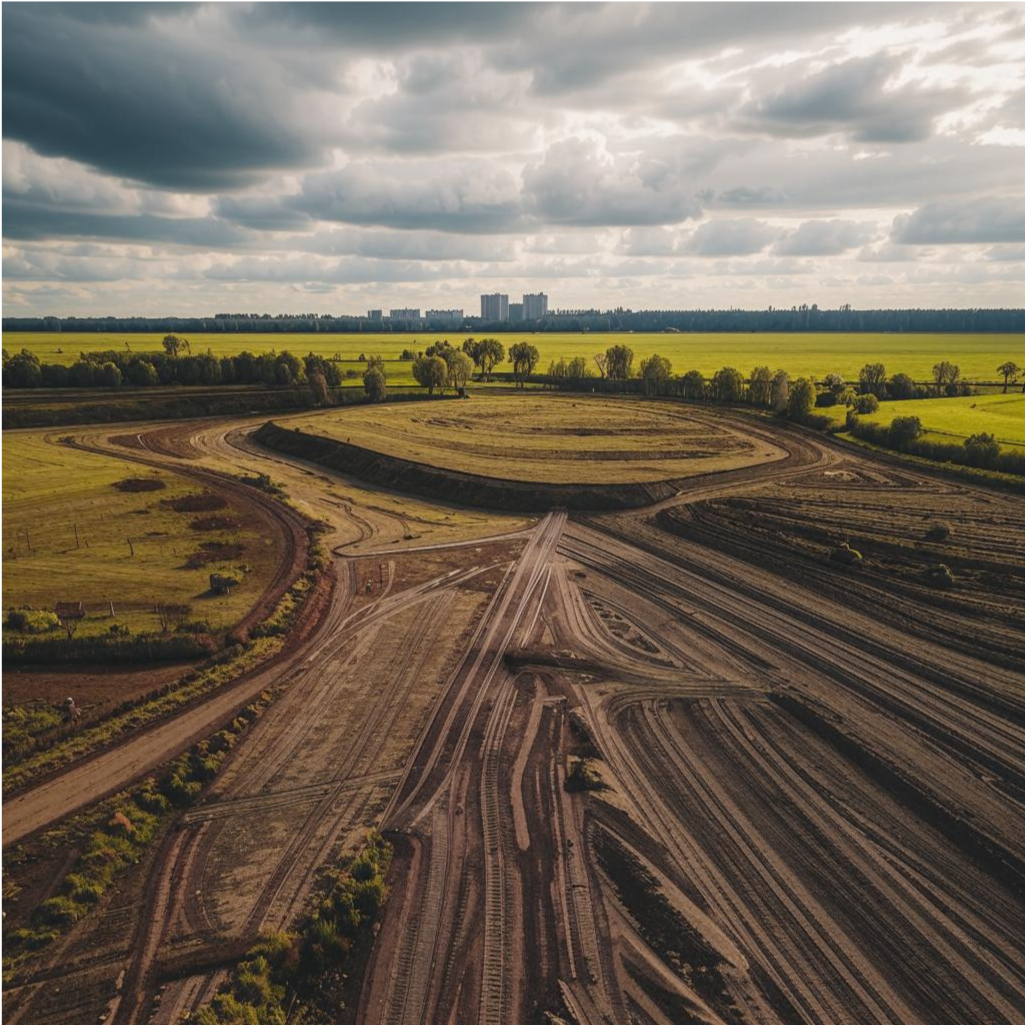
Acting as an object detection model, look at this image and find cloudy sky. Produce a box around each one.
[3,2,1025,316]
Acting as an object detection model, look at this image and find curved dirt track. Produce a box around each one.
[6,403,1025,1025]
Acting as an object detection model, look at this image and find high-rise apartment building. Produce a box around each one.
[389,308,421,320]
[480,293,509,321]
[522,292,548,319]
[426,309,464,324]
[367,309,383,321]
[509,302,524,322]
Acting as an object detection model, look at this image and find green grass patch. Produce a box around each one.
[823,392,1025,447]
[2,431,275,642]
[5,330,1022,381]
[191,832,392,1024]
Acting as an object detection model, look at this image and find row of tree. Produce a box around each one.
[6,305,1025,333]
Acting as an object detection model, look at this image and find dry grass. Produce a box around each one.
[287,393,771,483]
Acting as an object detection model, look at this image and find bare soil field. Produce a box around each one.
[3,396,1023,1025]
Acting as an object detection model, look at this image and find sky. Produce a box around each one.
[3,1,1025,317]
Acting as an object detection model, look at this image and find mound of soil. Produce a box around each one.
[190,515,239,532]
[113,477,166,492]
[184,542,244,569]
[167,491,228,513]
[253,421,682,512]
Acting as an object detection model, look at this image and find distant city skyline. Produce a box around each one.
[3,3,1025,317]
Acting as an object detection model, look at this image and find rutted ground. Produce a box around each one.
[4,400,1024,1025]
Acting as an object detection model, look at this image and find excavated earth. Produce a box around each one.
[3,404,1024,1025]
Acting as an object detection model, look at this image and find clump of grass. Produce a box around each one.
[830,542,863,566]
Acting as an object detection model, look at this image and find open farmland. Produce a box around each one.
[3,397,1024,1025]
[2,431,278,640]
[283,393,783,484]
[4,330,1023,381]
[825,391,1025,448]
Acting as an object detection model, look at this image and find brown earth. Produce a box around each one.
[3,404,1024,1025]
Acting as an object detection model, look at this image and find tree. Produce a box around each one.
[593,352,608,379]
[889,415,923,450]
[126,358,158,386]
[888,371,917,400]
[412,355,447,395]
[462,338,481,375]
[821,372,845,405]
[997,361,1020,393]
[363,367,388,402]
[99,362,122,388]
[446,350,473,394]
[854,393,879,414]
[677,370,703,400]
[786,378,816,420]
[274,351,304,386]
[162,334,190,358]
[771,370,789,413]
[566,356,590,380]
[476,338,505,381]
[748,366,773,407]
[308,369,330,405]
[858,362,887,397]
[69,359,97,388]
[639,354,672,395]
[964,432,1000,468]
[605,344,634,381]
[932,361,960,396]
[3,349,42,388]
[710,366,745,403]
[509,342,540,388]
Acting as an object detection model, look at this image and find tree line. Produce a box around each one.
[5,305,1025,333]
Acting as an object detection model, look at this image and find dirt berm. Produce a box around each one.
[253,421,680,511]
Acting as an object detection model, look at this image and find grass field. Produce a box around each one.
[286,393,778,483]
[4,331,1022,382]
[2,432,276,638]
[826,392,1025,448]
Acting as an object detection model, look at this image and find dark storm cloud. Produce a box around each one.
[492,3,919,95]
[231,2,531,47]
[1,3,325,190]
[737,54,967,143]
[2,205,249,247]
[892,198,1025,245]
[4,2,1024,313]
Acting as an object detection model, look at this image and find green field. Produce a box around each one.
[2,432,276,638]
[826,393,1025,448]
[287,393,778,483]
[4,331,1022,383]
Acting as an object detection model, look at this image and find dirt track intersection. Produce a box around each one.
[3,396,1023,1025]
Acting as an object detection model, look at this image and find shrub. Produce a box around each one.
[854,393,879,414]
[964,432,1001,469]
[924,522,952,542]
[888,415,923,451]
[922,563,955,589]
[5,607,60,634]
[830,542,862,566]
[37,896,88,927]
[786,378,817,421]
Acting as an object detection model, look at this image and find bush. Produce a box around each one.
[964,432,1001,469]
[5,606,60,634]
[924,522,952,542]
[888,415,923,451]
[854,393,879,414]
[830,542,862,566]
[37,896,88,927]
[922,563,955,589]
